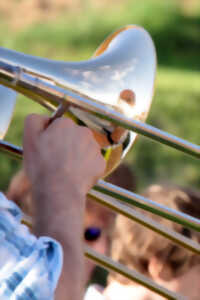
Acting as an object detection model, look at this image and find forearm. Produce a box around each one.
[32,178,85,300]
[22,115,105,300]
[55,246,84,300]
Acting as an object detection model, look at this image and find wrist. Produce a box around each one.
[32,176,86,240]
[32,168,90,199]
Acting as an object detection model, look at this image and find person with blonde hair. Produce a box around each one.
[86,184,200,300]
[84,163,137,285]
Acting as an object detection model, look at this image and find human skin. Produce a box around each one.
[23,114,105,300]
[148,262,200,300]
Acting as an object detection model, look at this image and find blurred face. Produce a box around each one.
[104,264,200,300]
[152,263,200,300]
[84,196,115,284]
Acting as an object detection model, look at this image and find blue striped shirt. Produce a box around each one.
[0,192,63,299]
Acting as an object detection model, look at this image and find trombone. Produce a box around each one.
[0,25,199,299]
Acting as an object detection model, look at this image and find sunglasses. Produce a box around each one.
[84,227,101,242]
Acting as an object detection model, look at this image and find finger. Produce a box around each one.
[45,116,76,132]
[23,114,50,152]
[24,114,49,139]
[25,114,50,133]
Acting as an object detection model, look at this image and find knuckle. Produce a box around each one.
[62,117,75,126]
[79,127,98,145]
[54,117,73,127]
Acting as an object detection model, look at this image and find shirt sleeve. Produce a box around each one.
[0,192,63,300]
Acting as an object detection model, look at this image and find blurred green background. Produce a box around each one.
[0,0,200,192]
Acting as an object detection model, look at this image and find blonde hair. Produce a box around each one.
[108,184,200,284]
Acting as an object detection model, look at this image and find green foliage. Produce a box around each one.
[127,67,200,190]
[0,0,200,191]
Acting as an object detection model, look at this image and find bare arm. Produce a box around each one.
[23,114,105,300]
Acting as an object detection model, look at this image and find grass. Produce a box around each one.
[0,0,200,191]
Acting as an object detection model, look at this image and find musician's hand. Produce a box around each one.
[23,113,105,300]
[23,114,105,195]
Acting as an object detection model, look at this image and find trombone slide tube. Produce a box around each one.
[0,140,23,159]
[1,139,200,234]
[94,180,200,232]
[90,189,200,254]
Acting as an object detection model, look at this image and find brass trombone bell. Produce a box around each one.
[0,25,156,175]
